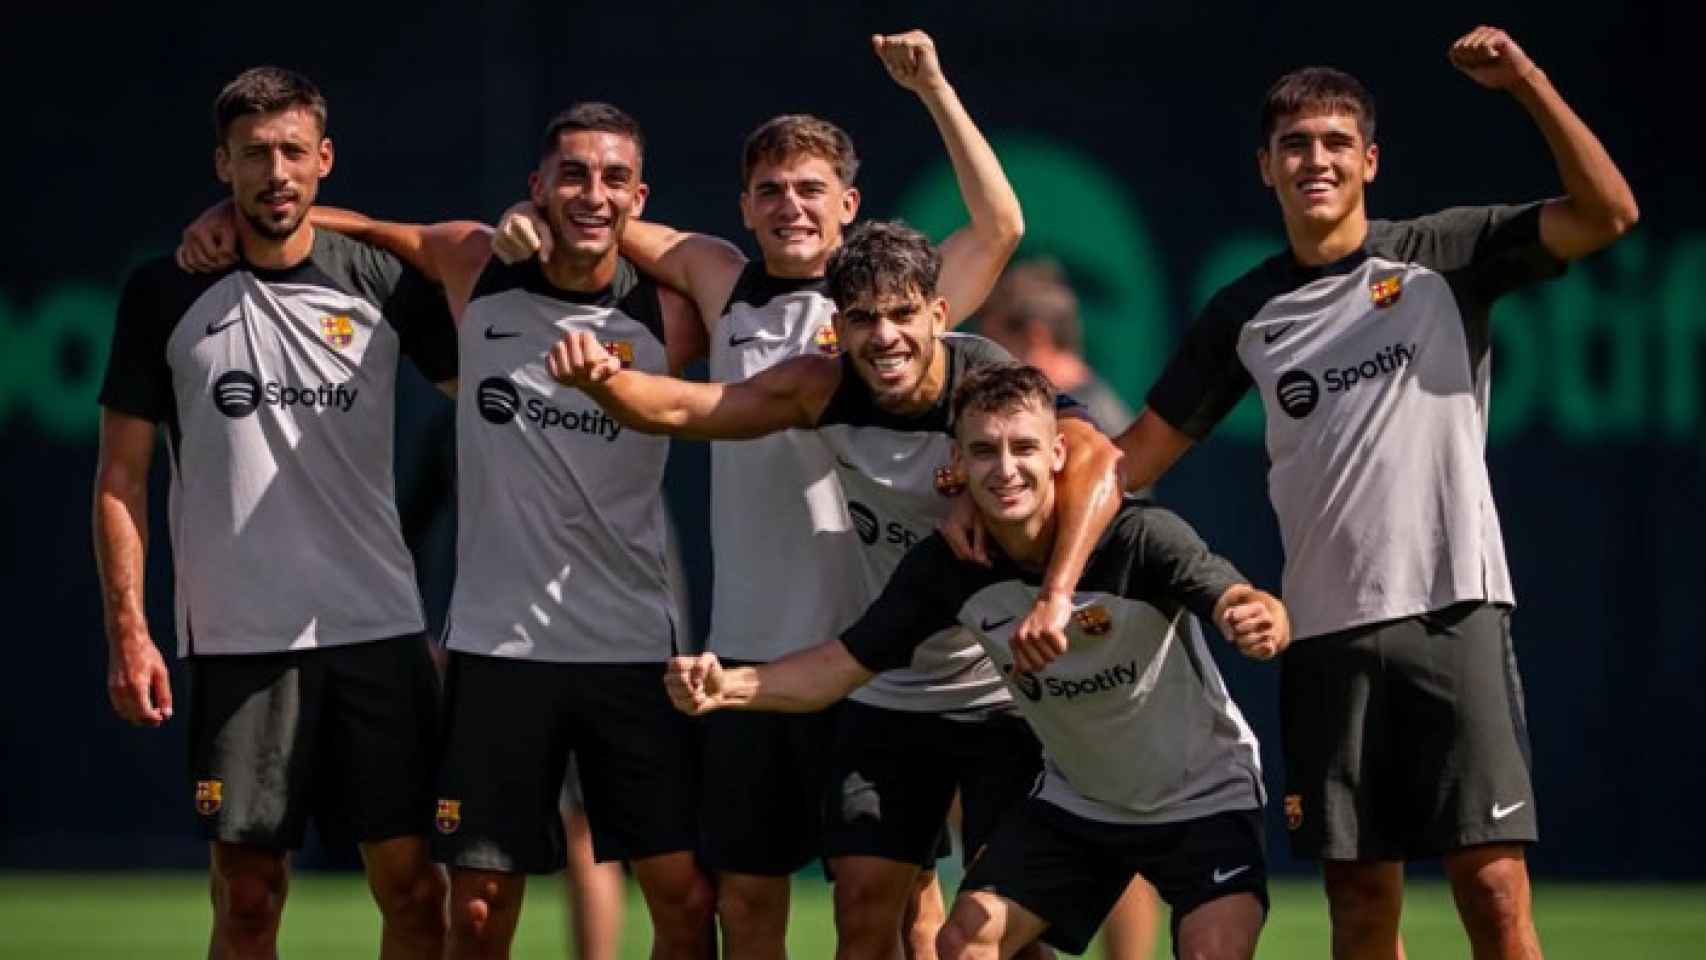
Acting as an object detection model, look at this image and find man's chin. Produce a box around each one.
[241,209,306,242]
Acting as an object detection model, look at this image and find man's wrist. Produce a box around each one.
[1507,64,1550,101]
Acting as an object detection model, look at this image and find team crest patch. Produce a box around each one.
[1369,275,1403,308]
[195,779,223,816]
[320,314,355,347]
[435,798,462,835]
[1072,605,1113,636]
[815,325,840,355]
[933,464,965,497]
[603,340,635,369]
[1284,794,1303,831]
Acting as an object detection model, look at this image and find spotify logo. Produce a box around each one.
[1275,370,1320,419]
[212,371,261,418]
[477,377,521,425]
[848,501,879,545]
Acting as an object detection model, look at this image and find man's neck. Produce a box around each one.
[239,220,315,271]
[988,496,1058,573]
[1285,208,1369,267]
[541,248,618,293]
[761,252,830,280]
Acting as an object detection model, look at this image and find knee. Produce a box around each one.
[649,868,717,932]
[934,917,995,960]
[717,879,787,935]
[834,878,898,938]
[1325,871,1400,921]
[1453,857,1528,932]
[449,876,516,945]
[374,863,447,934]
[213,860,287,932]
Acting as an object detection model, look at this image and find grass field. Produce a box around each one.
[1,873,1702,958]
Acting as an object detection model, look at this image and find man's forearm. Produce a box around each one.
[1043,421,1124,597]
[1511,70,1639,236]
[725,643,872,713]
[918,82,1024,246]
[584,373,725,439]
[93,482,150,650]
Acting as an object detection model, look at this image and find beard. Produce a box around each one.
[241,203,307,242]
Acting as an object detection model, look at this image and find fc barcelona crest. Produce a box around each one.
[1369,275,1403,309]
[1284,794,1303,831]
[933,464,965,497]
[321,314,355,347]
[195,779,223,816]
[603,340,635,369]
[1072,605,1113,636]
[436,798,462,834]
[815,325,840,355]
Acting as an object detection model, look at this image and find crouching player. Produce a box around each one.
[665,363,1288,959]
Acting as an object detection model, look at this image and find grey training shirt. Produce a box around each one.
[842,499,1264,825]
[98,231,457,655]
[1147,204,1567,639]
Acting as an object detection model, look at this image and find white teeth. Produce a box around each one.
[871,356,906,370]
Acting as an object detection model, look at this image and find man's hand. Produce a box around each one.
[1215,586,1290,662]
[176,200,239,273]
[1010,591,1073,674]
[664,653,727,715]
[938,492,992,567]
[1449,26,1538,91]
[872,30,948,95]
[108,634,173,727]
[493,201,552,264]
[546,330,623,389]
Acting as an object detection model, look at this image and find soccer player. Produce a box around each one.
[989,26,1638,960]
[662,363,1287,960]
[548,221,1120,960]
[495,30,1026,959]
[178,102,715,958]
[94,67,455,959]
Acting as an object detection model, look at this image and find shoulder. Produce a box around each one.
[722,262,828,317]
[122,255,229,319]
[1200,251,1297,328]
[308,230,407,305]
[944,331,1014,370]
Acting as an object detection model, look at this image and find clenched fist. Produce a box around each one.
[664,652,727,715]
[547,330,623,390]
[493,201,552,264]
[872,30,948,95]
[1449,26,1539,90]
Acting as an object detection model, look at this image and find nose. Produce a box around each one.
[870,315,900,346]
[1303,138,1331,169]
[267,147,290,183]
[776,185,802,218]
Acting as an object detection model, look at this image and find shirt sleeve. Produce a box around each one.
[839,536,966,674]
[1144,287,1254,439]
[384,265,459,384]
[1130,507,1246,622]
[1397,203,1567,301]
[97,261,176,422]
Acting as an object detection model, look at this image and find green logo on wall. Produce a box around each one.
[895,136,1704,446]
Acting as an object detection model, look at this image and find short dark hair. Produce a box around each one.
[214,66,326,145]
[980,258,1082,352]
[741,114,859,189]
[825,220,941,309]
[540,102,645,164]
[1260,66,1376,145]
[953,362,1058,430]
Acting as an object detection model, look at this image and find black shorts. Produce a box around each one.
[433,653,699,874]
[700,683,836,876]
[823,700,1042,869]
[1281,601,1537,862]
[963,800,1268,956]
[187,633,439,850]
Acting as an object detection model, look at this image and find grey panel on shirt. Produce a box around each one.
[841,500,1263,824]
[1144,202,1566,639]
[95,232,455,655]
[445,256,679,663]
[706,263,864,662]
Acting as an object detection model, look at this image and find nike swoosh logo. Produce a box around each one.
[205,317,239,335]
[728,333,765,347]
[484,325,521,340]
[981,616,1016,631]
[1491,801,1526,820]
[1212,865,1252,884]
[1262,323,1296,344]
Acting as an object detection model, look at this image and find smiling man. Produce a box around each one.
[659,362,1287,960]
[550,220,1120,960]
[990,26,1639,960]
[95,67,457,959]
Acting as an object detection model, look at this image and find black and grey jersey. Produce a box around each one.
[97,231,457,656]
[814,333,1085,714]
[842,500,1263,825]
[706,264,862,662]
[446,257,678,663]
[1147,203,1567,640]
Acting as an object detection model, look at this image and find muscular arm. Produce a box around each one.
[551,336,837,440]
[93,409,172,726]
[876,32,1024,326]
[621,220,747,328]
[1039,418,1124,601]
[1449,27,1638,260]
[1115,408,1196,492]
[308,207,493,317]
[658,286,710,375]
[666,642,874,716]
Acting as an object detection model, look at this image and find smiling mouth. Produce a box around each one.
[1297,177,1337,199]
[565,211,613,231]
[774,226,815,242]
[867,354,909,376]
